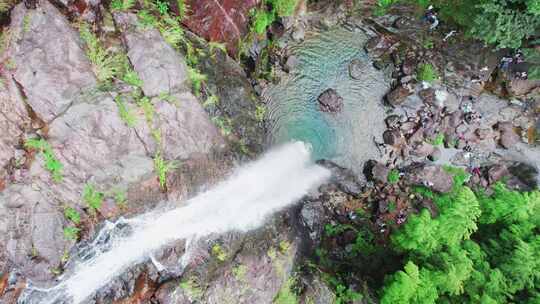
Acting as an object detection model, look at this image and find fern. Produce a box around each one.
[79,22,122,83]
[154,152,179,189]
[82,183,104,212]
[63,226,80,241]
[187,67,207,94]
[25,138,63,182]
[64,207,81,224]
[115,95,137,127]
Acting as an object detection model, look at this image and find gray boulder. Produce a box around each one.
[113,12,189,97]
[406,165,454,193]
[7,0,97,122]
[318,88,343,113]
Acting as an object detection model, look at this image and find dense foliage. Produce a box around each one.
[378,0,540,50]
[314,166,540,303]
[252,0,299,34]
[381,179,540,303]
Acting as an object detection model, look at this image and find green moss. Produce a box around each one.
[251,0,299,34]
[233,264,248,282]
[63,226,80,241]
[22,13,31,33]
[430,133,445,146]
[417,63,438,83]
[387,169,400,184]
[187,67,207,95]
[273,278,298,304]
[179,277,204,300]
[255,104,266,122]
[115,95,137,127]
[211,244,228,262]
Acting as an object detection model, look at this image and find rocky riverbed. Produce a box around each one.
[0,0,539,303]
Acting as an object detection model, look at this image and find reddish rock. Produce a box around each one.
[386,86,412,106]
[182,0,261,55]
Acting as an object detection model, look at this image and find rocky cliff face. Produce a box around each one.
[0,0,236,299]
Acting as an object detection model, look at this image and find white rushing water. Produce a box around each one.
[23,142,330,304]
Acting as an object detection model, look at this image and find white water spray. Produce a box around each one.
[22,142,330,304]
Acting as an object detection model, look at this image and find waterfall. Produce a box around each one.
[19,142,330,304]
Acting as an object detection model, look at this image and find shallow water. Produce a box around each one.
[265,27,389,174]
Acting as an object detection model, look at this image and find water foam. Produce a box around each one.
[20,142,330,304]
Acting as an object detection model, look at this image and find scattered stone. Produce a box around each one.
[410,142,435,158]
[488,164,509,184]
[428,147,441,161]
[400,75,414,84]
[369,162,391,183]
[385,115,401,129]
[318,88,343,113]
[418,88,435,104]
[316,160,364,195]
[383,129,402,146]
[300,201,326,244]
[475,128,494,140]
[399,120,415,133]
[401,57,416,75]
[348,59,366,80]
[285,55,299,72]
[406,165,454,193]
[365,35,399,58]
[499,129,520,149]
[386,86,412,106]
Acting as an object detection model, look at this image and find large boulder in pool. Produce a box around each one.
[318,89,344,113]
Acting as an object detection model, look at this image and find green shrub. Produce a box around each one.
[251,0,299,34]
[110,0,135,11]
[418,0,540,50]
[382,181,540,303]
[430,133,444,146]
[387,169,400,184]
[417,63,438,83]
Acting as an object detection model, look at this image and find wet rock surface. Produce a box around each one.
[318,88,344,113]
